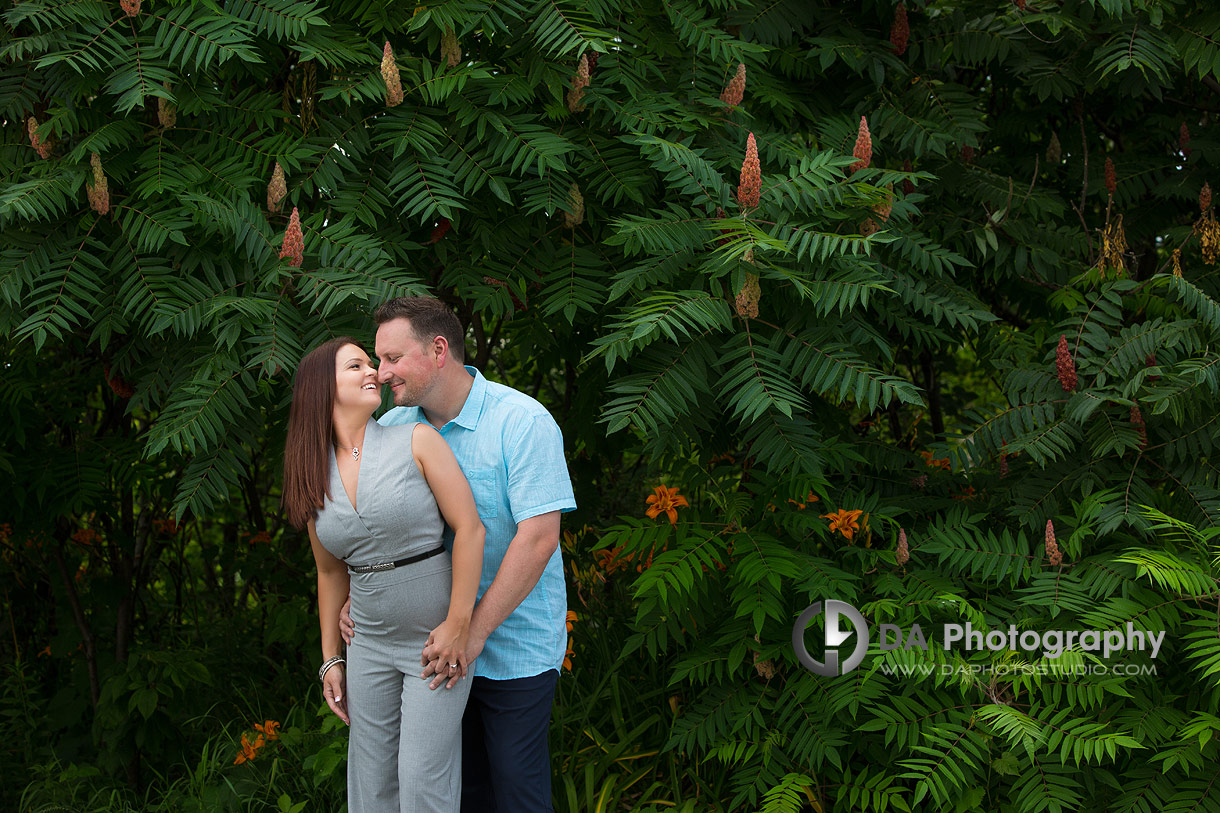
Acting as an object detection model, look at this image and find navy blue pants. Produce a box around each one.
[461,670,558,813]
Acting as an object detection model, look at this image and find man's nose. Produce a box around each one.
[376,366,392,383]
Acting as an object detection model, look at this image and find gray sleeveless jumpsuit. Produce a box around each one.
[313,419,471,813]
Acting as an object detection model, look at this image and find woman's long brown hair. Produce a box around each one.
[282,337,362,529]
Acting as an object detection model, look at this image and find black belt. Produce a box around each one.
[348,545,446,573]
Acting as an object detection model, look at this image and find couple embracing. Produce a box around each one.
[282,296,575,812]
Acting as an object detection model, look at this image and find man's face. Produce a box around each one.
[374,318,438,407]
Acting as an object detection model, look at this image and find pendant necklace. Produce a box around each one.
[337,445,360,461]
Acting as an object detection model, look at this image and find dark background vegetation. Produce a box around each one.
[4,0,1220,810]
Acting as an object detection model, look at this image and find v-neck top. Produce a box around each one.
[312,419,446,567]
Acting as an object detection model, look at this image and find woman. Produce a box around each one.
[283,336,484,812]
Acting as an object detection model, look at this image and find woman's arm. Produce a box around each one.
[308,519,350,724]
[411,422,485,678]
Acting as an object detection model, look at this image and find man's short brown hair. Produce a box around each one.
[374,296,466,363]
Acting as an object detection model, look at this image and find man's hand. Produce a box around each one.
[422,633,486,690]
[339,595,353,645]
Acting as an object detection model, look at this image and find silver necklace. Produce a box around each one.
[336,445,360,461]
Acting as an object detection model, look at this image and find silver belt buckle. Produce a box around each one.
[369,561,394,572]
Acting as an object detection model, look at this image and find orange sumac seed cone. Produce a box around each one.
[381,42,403,107]
[1146,353,1160,380]
[1196,210,1220,265]
[563,183,584,228]
[874,185,893,221]
[158,84,176,128]
[850,116,872,173]
[267,161,287,213]
[428,217,451,244]
[1046,132,1062,164]
[1056,335,1077,392]
[1045,520,1062,567]
[890,3,909,55]
[280,207,304,267]
[734,271,760,319]
[720,63,745,108]
[1099,214,1128,276]
[567,54,591,113]
[737,133,761,209]
[27,117,51,159]
[441,27,461,68]
[87,153,109,215]
[1130,405,1147,449]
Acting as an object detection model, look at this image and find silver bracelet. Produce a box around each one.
[318,655,345,683]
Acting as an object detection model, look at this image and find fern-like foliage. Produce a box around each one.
[7,0,1220,810]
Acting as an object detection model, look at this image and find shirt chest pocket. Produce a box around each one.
[465,469,500,519]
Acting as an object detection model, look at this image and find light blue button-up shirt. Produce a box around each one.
[379,366,576,680]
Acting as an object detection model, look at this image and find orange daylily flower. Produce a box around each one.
[645,485,689,525]
[821,508,864,541]
[561,529,577,552]
[566,611,577,633]
[918,450,951,471]
[593,546,629,575]
[253,720,280,740]
[233,732,265,764]
[152,518,179,536]
[562,637,574,671]
[788,490,820,510]
[71,528,101,547]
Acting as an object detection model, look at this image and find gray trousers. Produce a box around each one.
[346,553,472,813]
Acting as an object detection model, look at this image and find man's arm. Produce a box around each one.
[422,510,560,689]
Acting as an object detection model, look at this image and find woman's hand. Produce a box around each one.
[423,631,485,690]
[323,663,349,725]
[421,617,470,686]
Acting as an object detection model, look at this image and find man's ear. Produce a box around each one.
[433,336,448,366]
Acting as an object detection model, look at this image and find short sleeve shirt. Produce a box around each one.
[379,366,577,679]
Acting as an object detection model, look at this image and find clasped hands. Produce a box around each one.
[338,597,483,690]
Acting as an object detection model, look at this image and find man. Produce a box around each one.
[339,295,576,812]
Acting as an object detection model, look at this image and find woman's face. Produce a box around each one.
[333,344,381,413]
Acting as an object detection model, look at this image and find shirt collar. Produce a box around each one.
[447,366,487,431]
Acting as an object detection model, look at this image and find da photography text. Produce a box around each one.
[792,599,1165,677]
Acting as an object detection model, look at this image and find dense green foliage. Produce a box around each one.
[4,0,1220,810]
